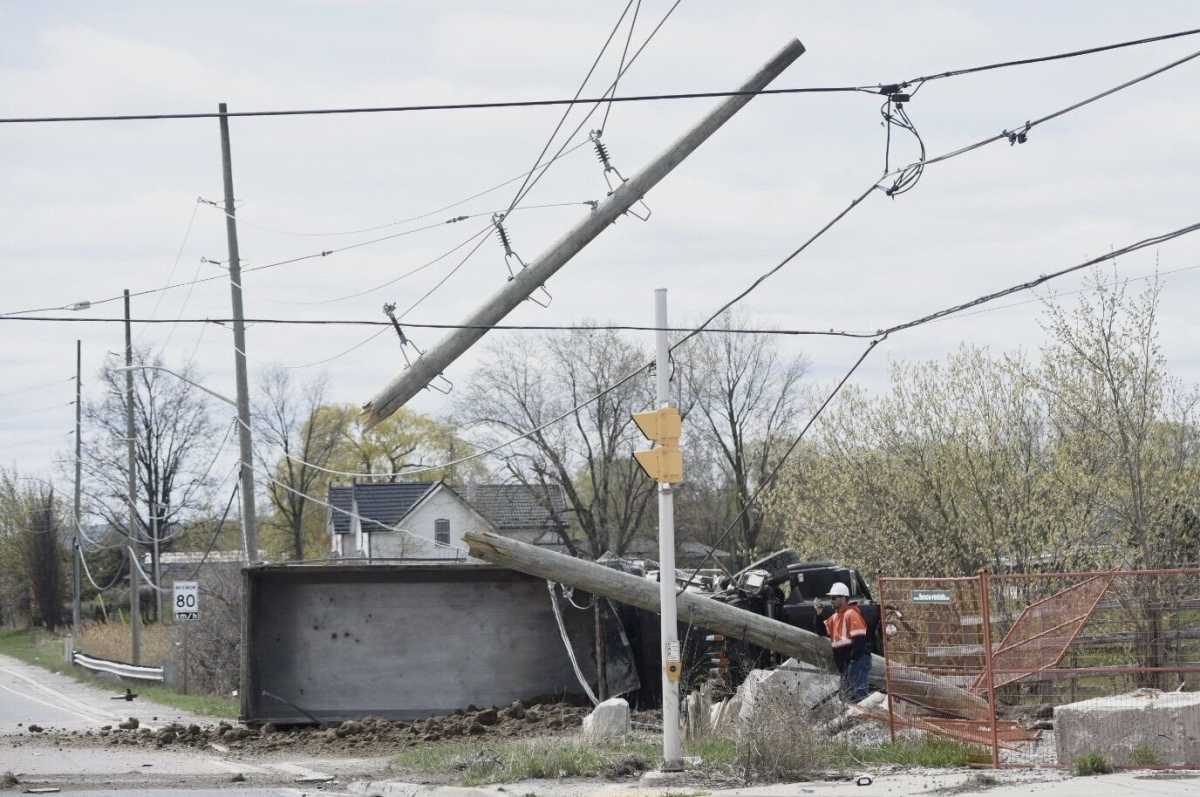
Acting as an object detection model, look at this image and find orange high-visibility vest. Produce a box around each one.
[824,604,868,649]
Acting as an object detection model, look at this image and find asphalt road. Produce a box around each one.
[0,652,208,732]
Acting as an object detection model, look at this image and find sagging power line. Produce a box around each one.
[1,25,1197,125]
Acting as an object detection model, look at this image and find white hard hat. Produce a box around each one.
[826,582,851,598]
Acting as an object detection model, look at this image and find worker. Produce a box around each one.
[812,582,871,702]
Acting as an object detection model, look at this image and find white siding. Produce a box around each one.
[368,487,494,560]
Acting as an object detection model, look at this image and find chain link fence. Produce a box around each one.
[880,569,1200,769]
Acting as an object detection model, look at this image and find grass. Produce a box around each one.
[391,736,664,786]
[76,621,172,664]
[848,737,991,768]
[0,627,238,719]
[1130,744,1161,767]
[1073,752,1114,776]
[390,732,985,786]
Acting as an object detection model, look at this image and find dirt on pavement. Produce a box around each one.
[12,699,663,758]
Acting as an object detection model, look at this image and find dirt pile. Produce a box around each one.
[20,700,662,756]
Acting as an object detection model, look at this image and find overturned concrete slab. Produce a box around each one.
[1055,689,1200,767]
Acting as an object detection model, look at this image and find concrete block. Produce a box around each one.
[736,658,841,736]
[1054,689,1200,767]
[582,697,630,740]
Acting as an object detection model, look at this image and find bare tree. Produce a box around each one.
[456,328,656,559]
[682,313,808,565]
[81,349,219,598]
[0,472,64,629]
[253,369,346,561]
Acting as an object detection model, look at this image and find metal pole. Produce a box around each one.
[654,288,683,770]
[978,569,1001,768]
[151,501,161,623]
[363,38,806,425]
[217,102,259,562]
[124,290,141,664]
[72,339,82,634]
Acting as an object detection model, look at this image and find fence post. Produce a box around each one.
[879,578,898,744]
[977,569,1001,768]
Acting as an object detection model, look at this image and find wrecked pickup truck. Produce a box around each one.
[684,549,883,695]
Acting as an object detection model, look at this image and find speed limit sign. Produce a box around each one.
[173,580,199,621]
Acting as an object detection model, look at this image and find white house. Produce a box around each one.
[328,481,570,560]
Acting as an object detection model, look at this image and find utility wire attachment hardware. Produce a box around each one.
[491,213,552,308]
[382,302,452,394]
[589,130,651,221]
[879,83,926,198]
[1004,121,1031,145]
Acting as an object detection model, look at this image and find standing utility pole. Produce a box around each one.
[72,339,82,634]
[151,501,161,622]
[652,289,682,770]
[217,102,258,563]
[124,290,142,664]
[363,38,806,425]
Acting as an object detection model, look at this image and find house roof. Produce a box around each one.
[461,484,569,530]
[328,481,439,535]
[329,486,353,535]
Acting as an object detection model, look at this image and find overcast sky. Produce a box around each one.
[3,1,1199,488]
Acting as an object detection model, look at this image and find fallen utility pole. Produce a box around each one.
[363,38,807,426]
[463,530,990,720]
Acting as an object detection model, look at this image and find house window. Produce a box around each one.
[434,518,451,546]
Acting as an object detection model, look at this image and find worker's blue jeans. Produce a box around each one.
[842,654,871,702]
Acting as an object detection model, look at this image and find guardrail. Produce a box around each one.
[72,651,164,683]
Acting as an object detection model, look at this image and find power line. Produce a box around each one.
[680,337,884,587]
[600,0,642,135]
[204,141,593,239]
[0,200,592,320]
[189,481,240,580]
[902,25,1200,86]
[278,230,497,370]
[507,0,685,213]
[504,0,641,216]
[0,376,74,399]
[4,25,1198,125]
[245,44,1200,479]
[0,315,872,336]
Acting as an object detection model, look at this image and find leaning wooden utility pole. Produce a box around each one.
[124,290,141,664]
[217,102,259,562]
[463,530,991,720]
[72,338,82,634]
[363,38,806,425]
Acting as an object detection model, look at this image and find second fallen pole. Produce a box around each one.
[463,530,991,720]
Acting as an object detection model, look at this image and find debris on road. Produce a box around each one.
[14,699,659,757]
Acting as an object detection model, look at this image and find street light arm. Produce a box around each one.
[109,365,237,408]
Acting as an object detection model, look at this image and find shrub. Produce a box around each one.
[1130,744,1160,767]
[1074,752,1114,776]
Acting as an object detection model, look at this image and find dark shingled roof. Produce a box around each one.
[353,481,438,534]
[327,481,438,535]
[461,484,568,531]
[329,486,353,535]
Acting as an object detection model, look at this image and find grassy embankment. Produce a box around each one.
[0,627,238,719]
[390,733,985,786]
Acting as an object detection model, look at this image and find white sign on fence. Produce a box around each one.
[173,580,199,620]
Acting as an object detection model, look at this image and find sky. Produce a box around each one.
[2,1,1199,491]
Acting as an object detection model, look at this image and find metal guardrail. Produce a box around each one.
[72,651,164,682]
